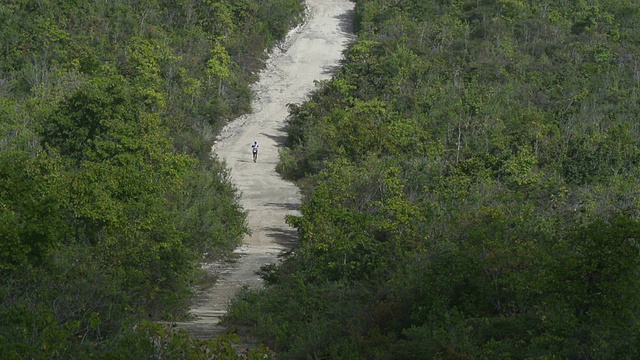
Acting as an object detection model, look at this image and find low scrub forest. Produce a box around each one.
[3,0,640,358]
[225,0,640,359]
[0,0,302,358]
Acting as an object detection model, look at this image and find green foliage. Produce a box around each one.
[0,150,66,271]
[539,217,640,358]
[171,159,248,261]
[0,99,68,271]
[1,0,305,356]
[228,0,640,358]
[0,264,275,359]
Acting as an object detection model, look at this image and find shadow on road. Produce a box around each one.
[265,202,300,211]
[321,8,355,76]
[336,8,355,34]
[260,128,288,147]
[265,227,299,248]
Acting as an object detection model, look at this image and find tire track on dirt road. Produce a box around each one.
[175,0,355,340]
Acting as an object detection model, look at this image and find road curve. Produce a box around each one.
[177,0,355,340]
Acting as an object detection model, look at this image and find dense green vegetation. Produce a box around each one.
[226,0,640,358]
[0,0,303,358]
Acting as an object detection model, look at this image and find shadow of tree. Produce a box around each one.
[265,227,298,248]
[260,127,288,146]
[264,202,300,211]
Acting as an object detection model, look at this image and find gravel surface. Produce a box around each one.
[174,0,355,340]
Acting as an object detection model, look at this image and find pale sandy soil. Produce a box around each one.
[174,0,355,340]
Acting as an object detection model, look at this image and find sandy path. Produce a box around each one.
[176,0,354,340]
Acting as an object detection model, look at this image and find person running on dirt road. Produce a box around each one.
[251,140,259,162]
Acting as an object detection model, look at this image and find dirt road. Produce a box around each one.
[176,0,355,340]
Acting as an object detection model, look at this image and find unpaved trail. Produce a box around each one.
[175,0,355,340]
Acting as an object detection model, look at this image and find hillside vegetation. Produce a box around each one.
[226,0,640,358]
[0,0,303,358]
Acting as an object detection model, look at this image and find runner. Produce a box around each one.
[251,140,259,162]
